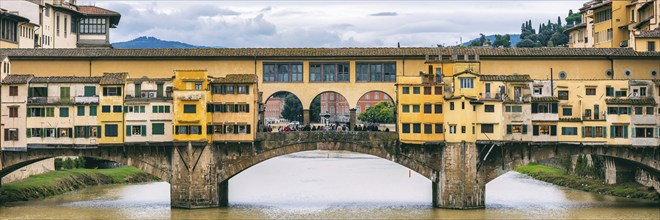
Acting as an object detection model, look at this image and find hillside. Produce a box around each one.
[112,36,208,49]
[462,34,521,47]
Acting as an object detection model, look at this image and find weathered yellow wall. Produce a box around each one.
[173,70,209,142]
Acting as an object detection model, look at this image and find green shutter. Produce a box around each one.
[631,126,635,138]
[26,128,31,138]
[655,127,660,138]
[89,106,97,116]
[126,125,131,136]
[602,126,607,138]
[581,127,585,138]
[533,125,539,136]
[610,126,615,138]
[507,125,512,134]
[141,125,146,136]
[74,127,80,138]
[623,126,628,139]
[247,125,251,134]
[97,126,102,138]
[124,106,129,113]
[153,106,158,113]
[627,107,632,115]
[522,125,528,134]
[550,125,557,136]
[592,127,596,138]
[78,106,85,116]
[84,126,89,138]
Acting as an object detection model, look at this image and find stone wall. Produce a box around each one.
[635,168,660,193]
[1,158,55,184]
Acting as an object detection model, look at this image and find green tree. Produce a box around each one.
[492,34,511,48]
[479,33,486,46]
[357,101,395,123]
[468,40,481,47]
[516,39,536,48]
[280,94,303,122]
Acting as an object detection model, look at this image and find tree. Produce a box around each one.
[280,94,302,122]
[516,39,536,48]
[310,96,321,123]
[492,34,511,48]
[479,33,486,46]
[468,40,482,47]
[357,101,395,123]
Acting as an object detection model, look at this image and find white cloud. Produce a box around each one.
[84,0,582,47]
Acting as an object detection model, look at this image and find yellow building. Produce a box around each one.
[98,72,128,145]
[208,74,259,143]
[396,73,444,144]
[172,70,209,142]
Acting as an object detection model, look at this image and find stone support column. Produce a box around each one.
[604,157,634,185]
[432,141,485,209]
[349,108,357,131]
[303,109,310,125]
[170,142,220,208]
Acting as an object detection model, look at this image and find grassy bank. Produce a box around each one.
[0,166,158,204]
[515,164,659,202]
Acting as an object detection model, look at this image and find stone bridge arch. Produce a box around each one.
[217,132,439,182]
[1,146,173,182]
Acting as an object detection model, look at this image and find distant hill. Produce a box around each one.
[112,36,210,49]
[463,34,521,47]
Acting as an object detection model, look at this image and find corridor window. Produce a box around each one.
[435,124,443,134]
[562,107,572,116]
[263,63,303,82]
[309,63,350,82]
[634,127,654,138]
[412,105,420,113]
[480,124,494,133]
[424,124,432,134]
[103,87,122,96]
[459,78,474,89]
[402,87,410,94]
[434,104,442,114]
[424,104,432,114]
[402,105,410,113]
[356,62,396,82]
[79,18,107,34]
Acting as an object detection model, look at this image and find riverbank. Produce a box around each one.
[0,166,158,204]
[515,164,659,202]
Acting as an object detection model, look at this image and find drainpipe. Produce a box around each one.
[550,68,554,97]
[88,56,92,77]
[607,55,614,79]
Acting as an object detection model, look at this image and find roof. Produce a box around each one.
[445,95,478,101]
[2,74,33,84]
[480,74,532,82]
[127,76,172,82]
[633,17,652,29]
[0,55,7,61]
[3,47,659,59]
[654,79,660,85]
[0,10,30,23]
[605,97,657,105]
[77,6,121,26]
[588,0,612,10]
[564,23,587,34]
[212,74,258,84]
[531,96,559,102]
[100,72,128,85]
[636,28,660,38]
[31,76,102,84]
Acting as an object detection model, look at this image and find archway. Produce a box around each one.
[310,91,350,125]
[356,91,396,131]
[264,91,304,130]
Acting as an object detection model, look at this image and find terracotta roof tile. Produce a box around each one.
[77,6,120,16]
[480,74,532,82]
[560,117,582,122]
[3,47,659,59]
[605,97,657,105]
[2,74,33,84]
[636,28,660,38]
[531,96,559,102]
[212,74,258,84]
[100,72,128,85]
[31,76,102,83]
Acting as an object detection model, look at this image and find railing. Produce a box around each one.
[72,96,99,104]
[28,96,72,104]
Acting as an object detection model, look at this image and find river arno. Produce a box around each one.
[1,151,658,219]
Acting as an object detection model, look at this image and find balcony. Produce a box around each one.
[72,96,100,104]
[27,96,72,105]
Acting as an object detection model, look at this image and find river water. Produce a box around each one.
[1,150,658,219]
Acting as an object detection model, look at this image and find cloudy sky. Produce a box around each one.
[80,0,583,47]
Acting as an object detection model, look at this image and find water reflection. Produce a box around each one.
[0,150,657,220]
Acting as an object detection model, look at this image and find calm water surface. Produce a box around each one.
[1,150,658,219]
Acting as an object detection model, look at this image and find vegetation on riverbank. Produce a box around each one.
[515,164,659,202]
[0,166,158,204]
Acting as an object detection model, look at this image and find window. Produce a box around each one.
[558,91,569,100]
[533,87,542,95]
[449,125,456,134]
[125,105,146,113]
[309,63,350,82]
[9,86,18,96]
[413,87,420,94]
[402,87,410,94]
[4,129,18,141]
[79,18,107,34]
[153,105,171,113]
[506,124,526,134]
[64,17,67,37]
[103,87,122,96]
[586,88,596,96]
[89,106,97,116]
[0,18,18,42]
[640,87,647,97]
[459,78,474,89]
[184,104,196,113]
[611,125,628,138]
[607,106,630,115]
[562,107,572,116]
[356,62,396,82]
[152,123,165,135]
[59,107,69,117]
[113,105,122,113]
[424,87,432,95]
[28,87,48,97]
[484,105,494,112]
[78,106,86,116]
[532,103,557,114]
[434,104,442,114]
[176,126,188,135]
[9,106,18,118]
[56,15,60,36]
[424,104,432,114]
[84,86,96,96]
[435,124,443,134]
[424,124,432,134]
[263,63,303,82]
[190,126,201,134]
[481,124,494,133]
[58,128,71,138]
[237,86,249,94]
[649,42,656,52]
[561,127,578,136]
[412,105,420,113]
[606,87,614,97]
[104,124,118,137]
[647,107,654,115]
[412,124,421,134]
[434,86,443,95]
[533,125,556,136]
[462,102,465,110]
[27,107,54,117]
[126,125,146,136]
[634,127,654,138]
[615,91,627,97]
[450,102,454,110]
[634,107,643,115]
[194,82,202,90]
[461,126,466,133]
[402,105,410,113]
[402,124,410,133]
[583,126,606,138]
[505,105,523,112]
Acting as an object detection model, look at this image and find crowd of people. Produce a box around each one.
[260,123,390,133]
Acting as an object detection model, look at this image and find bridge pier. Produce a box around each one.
[432,142,485,209]
[604,157,635,185]
[349,108,356,131]
[170,142,221,209]
[303,109,310,125]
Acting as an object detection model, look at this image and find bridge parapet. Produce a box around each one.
[256,131,399,144]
